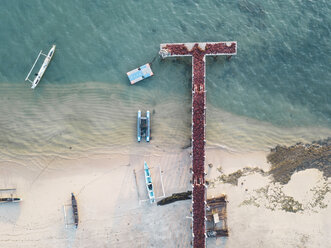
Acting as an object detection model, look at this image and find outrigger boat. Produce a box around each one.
[144,162,155,203]
[137,110,150,142]
[0,195,21,204]
[71,193,79,228]
[25,45,56,89]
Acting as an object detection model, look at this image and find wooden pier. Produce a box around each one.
[159,42,236,248]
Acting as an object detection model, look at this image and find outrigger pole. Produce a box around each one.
[0,188,16,191]
[63,193,79,228]
[25,50,42,83]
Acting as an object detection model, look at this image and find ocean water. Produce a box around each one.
[0,0,330,161]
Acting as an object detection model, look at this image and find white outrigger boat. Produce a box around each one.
[0,189,22,204]
[144,162,155,203]
[25,45,56,89]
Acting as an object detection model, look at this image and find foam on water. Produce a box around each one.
[0,0,330,163]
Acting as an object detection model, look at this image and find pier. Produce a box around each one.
[159,42,237,248]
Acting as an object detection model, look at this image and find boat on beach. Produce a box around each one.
[144,162,155,203]
[0,196,21,203]
[71,193,79,227]
[25,45,56,89]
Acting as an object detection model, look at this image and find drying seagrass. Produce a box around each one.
[157,191,192,206]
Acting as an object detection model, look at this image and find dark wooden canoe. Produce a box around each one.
[0,197,21,203]
[71,193,79,227]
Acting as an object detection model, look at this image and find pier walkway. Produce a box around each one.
[159,42,237,248]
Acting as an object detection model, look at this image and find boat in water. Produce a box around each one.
[25,45,56,89]
[144,162,155,203]
[127,63,154,84]
[137,110,150,142]
[71,193,79,228]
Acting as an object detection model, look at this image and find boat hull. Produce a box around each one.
[146,111,150,142]
[137,110,150,142]
[71,193,79,227]
[144,162,155,203]
[31,45,56,89]
[137,110,141,142]
[0,198,22,203]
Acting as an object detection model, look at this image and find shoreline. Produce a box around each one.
[1,81,331,164]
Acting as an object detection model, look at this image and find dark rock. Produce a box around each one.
[267,138,331,184]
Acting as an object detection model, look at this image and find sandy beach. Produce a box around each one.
[205,148,331,248]
[0,144,193,248]
[0,143,330,248]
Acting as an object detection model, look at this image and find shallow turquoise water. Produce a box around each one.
[0,0,330,158]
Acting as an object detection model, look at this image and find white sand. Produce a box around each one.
[0,146,192,248]
[0,146,330,248]
[206,149,331,248]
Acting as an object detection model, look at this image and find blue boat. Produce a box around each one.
[144,162,155,203]
[137,110,141,142]
[127,63,154,84]
[137,110,150,142]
